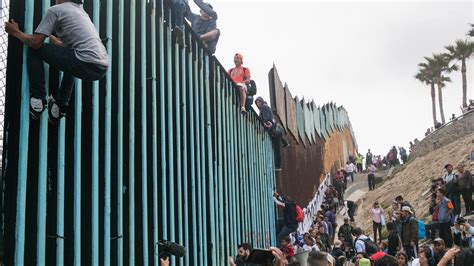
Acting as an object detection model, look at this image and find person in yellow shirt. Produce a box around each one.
[355,153,364,172]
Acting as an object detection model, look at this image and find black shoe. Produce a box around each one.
[240,107,247,115]
[173,26,184,45]
[48,97,66,125]
[30,97,46,120]
[282,143,290,148]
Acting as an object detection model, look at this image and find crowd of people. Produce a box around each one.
[228,160,473,266]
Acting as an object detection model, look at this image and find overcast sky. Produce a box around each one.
[190,0,474,157]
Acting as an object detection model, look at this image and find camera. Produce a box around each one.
[157,240,186,259]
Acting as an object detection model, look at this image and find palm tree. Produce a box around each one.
[445,39,473,108]
[421,54,457,124]
[468,24,474,37]
[415,67,437,127]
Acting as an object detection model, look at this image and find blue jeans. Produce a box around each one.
[27,43,107,111]
[425,221,439,241]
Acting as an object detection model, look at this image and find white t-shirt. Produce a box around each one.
[345,163,355,173]
[302,244,319,252]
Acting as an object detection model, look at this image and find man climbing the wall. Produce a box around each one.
[172,0,220,54]
[5,0,109,123]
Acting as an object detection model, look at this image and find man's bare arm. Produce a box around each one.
[5,20,46,49]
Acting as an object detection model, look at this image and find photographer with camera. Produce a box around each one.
[156,240,186,265]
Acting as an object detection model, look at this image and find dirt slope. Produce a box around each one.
[354,132,474,234]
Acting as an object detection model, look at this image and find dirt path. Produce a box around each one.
[336,169,390,227]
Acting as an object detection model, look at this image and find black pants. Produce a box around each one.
[438,221,454,247]
[271,126,288,169]
[368,174,375,190]
[373,221,382,243]
[28,44,107,110]
[461,189,472,214]
[403,245,418,260]
[357,163,363,172]
[425,222,438,241]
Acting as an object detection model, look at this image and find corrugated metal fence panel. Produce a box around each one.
[1,0,276,265]
[303,102,312,145]
[284,85,298,142]
[321,105,327,137]
[295,97,305,146]
[313,105,321,138]
[268,66,286,129]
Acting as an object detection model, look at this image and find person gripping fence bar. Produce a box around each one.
[5,0,109,124]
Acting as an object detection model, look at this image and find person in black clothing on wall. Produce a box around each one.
[273,192,298,246]
[255,96,289,171]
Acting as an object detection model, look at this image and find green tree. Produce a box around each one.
[415,67,437,127]
[420,54,457,124]
[468,24,474,37]
[445,39,473,108]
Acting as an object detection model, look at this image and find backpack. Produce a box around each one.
[247,79,257,96]
[357,237,378,256]
[417,219,425,240]
[295,205,304,222]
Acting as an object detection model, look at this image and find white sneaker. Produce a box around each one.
[48,97,65,125]
[30,97,45,119]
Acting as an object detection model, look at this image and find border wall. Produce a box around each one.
[1,1,276,265]
[268,65,358,206]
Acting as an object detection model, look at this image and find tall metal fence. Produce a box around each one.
[1,0,276,265]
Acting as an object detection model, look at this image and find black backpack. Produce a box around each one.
[241,68,257,96]
[247,79,257,96]
[357,237,378,256]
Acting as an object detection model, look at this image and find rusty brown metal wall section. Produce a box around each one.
[268,64,287,128]
[284,85,298,142]
[268,66,358,206]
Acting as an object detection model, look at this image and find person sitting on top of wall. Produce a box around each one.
[5,0,109,124]
[228,53,251,114]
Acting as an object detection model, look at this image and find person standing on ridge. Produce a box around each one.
[400,206,418,260]
[456,163,472,215]
[366,149,373,167]
[443,163,461,216]
[345,161,356,183]
[367,163,377,191]
[5,0,109,123]
[399,147,408,164]
[355,153,364,172]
